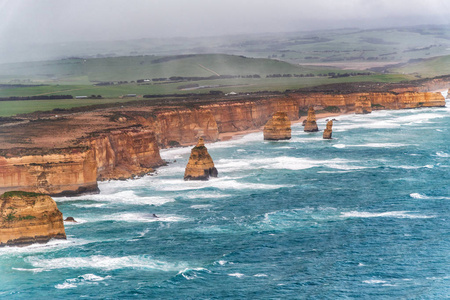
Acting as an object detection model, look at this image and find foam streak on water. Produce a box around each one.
[1,102,450,298]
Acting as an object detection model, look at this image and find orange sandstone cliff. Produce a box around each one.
[184,138,218,181]
[263,112,291,140]
[0,191,66,247]
[0,90,446,195]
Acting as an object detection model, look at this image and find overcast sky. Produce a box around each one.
[1,0,449,45]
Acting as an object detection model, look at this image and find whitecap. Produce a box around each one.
[341,211,434,219]
[436,151,450,158]
[363,279,388,284]
[190,204,214,209]
[55,274,111,289]
[177,267,210,280]
[0,238,91,256]
[254,274,268,277]
[27,255,189,271]
[55,190,174,207]
[410,193,430,199]
[228,273,245,278]
[12,267,45,273]
[101,213,187,223]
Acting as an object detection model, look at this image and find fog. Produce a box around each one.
[1,0,449,44]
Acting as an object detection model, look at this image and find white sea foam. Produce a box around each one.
[12,267,45,273]
[102,213,187,223]
[436,151,450,158]
[27,255,189,271]
[228,273,245,278]
[363,279,388,284]
[177,267,210,280]
[341,211,434,219]
[334,143,412,149]
[254,274,268,277]
[410,193,430,199]
[410,193,450,200]
[55,274,112,289]
[190,204,214,209]
[55,190,174,207]
[0,238,91,256]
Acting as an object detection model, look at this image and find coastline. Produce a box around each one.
[218,112,344,141]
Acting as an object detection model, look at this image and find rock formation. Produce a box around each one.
[447,89,450,99]
[184,137,218,180]
[0,90,445,195]
[355,96,372,114]
[0,191,66,247]
[304,107,319,132]
[323,120,333,139]
[263,112,291,140]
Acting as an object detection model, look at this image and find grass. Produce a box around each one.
[390,55,450,77]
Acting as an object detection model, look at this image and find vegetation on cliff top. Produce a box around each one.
[1,191,46,199]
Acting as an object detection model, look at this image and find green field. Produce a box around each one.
[389,55,450,77]
[1,25,449,117]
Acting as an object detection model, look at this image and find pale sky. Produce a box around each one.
[0,0,449,45]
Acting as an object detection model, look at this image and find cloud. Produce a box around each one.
[0,0,449,45]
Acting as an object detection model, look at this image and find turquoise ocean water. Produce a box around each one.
[0,92,449,299]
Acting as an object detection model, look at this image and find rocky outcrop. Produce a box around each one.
[86,127,165,181]
[323,120,333,139]
[304,107,319,132]
[0,191,66,247]
[0,147,98,196]
[263,112,291,140]
[355,96,372,114]
[0,90,445,195]
[184,138,218,180]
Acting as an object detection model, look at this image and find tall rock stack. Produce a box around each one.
[323,120,333,139]
[0,191,66,247]
[304,107,319,132]
[184,137,218,180]
[447,89,450,99]
[263,112,291,140]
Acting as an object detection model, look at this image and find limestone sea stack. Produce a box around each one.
[263,112,291,140]
[304,107,319,132]
[0,191,66,247]
[184,137,218,180]
[323,120,333,139]
[447,89,450,99]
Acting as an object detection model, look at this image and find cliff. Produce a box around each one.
[0,191,66,247]
[263,112,291,140]
[304,107,319,132]
[0,90,446,195]
[0,147,98,196]
[86,127,165,181]
[184,138,218,180]
[323,120,333,139]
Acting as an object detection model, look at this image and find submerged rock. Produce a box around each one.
[0,191,66,247]
[323,120,333,139]
[263,112,291,140]
[304,107,319,132]
[184,138,218,181]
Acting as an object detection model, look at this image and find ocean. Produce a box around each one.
[0,92,448,299]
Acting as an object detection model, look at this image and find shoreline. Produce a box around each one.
[218,112,345,141]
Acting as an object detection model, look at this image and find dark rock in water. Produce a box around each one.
[323,120,333,139]
[304,107,319,132]
[184,137,218,181]
[263,111,291,140]
[64,217,77,222]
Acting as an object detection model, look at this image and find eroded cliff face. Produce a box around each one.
[86,127,165,181]
[0,90,446,196]
[0,191,66,247]
[184,138,218,180]
[0,147,98,196]
[263,112,291,140]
